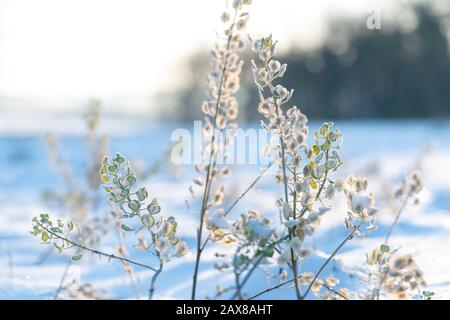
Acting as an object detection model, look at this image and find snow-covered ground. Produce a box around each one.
[0,119,449,300]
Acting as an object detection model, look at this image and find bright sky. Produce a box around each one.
[0,0,422,114]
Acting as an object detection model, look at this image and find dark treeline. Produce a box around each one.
[163,4,450,121]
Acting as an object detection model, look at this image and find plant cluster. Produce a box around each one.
[31,0,432,300]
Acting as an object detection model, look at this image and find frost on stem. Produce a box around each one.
[31,153,188,299]
[366,245,431,300]
[208,35,382,300]
[43,99,110,248]
[366,170,432,300]
[191,0,251,300]
[101,153,188,262]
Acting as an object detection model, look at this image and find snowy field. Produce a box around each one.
[0,119,449,300]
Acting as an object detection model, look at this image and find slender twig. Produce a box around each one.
[113,223,140,300]
[230,236,289,300]
[248,276,347,300]
[224,162,273,217]
[191,9,239,300]
[301,223,361,300]
[384,195,409,245]
[271,86,301,300]
[40,224,158,272]
[371,194,411,300]
[199,162,273,252]
[233,254,243,300]
[149,255,164,300]
[54,255,74,300]
[231,254,265,300]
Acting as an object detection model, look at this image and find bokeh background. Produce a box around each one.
[1,0,450,300]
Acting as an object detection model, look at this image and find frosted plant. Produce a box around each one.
[31,153,188,300]
[57,281,109,300]
[366,170,430,300]
[206,35,380,300]
[385,170,423,244]
[43,99,109,247]
[41,100,110,299]
[101,153,188,298]
[366,245,431,300]
[191,0,251,300]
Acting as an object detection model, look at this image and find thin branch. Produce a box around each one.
[149,255,164,300]
[384,195,409,245]
[248,276,348,300]
[371,194,411,300]
[191,9,239,300]
[54,257,73,300]
[271,86,301,300]
[224,161,273,217]
[199,162,273,252]
[301,224,360,300]
[230,236,289,300]
[40,224,158,272]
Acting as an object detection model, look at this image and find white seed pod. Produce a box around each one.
[232,0,242,10]
[221,11,230,23]
[268,60,281,73]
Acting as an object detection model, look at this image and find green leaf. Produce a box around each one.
[50,227,63,234]
[71,255,82,262]
[68,221,74,232]
[141,214,155,228]
[53,243,63,254]
[137,188,148,201]
[115,153,125,164]
[31,226,40,236]
[120,189,130,198]
[41,231,49,243]
[128,200,140,212]
[312,144,320,154]
[107,164,118,173]
[169,236,179,245]
[109,192,118,202]
[147,199,161,214]
[121,224,135,232]
[127,175,137,186]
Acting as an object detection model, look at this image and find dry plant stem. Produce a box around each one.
[40,224,158,272]
[191,10,238,300]
[233,249,244,300]
[384,195,409,245]
[371,194,411,300]
[200,162,273,252]
[54,257,73,300]
[301,223,361,300]
[230,236,289,300]
[149,255,163,300]
[248,277,347,300]
[114,225,140,299]
[231,254,265,300]
[234,270,243,300]
[224,162,273,217]
[272,93,301,300]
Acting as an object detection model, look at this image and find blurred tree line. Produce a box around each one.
[159,3,450,121]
